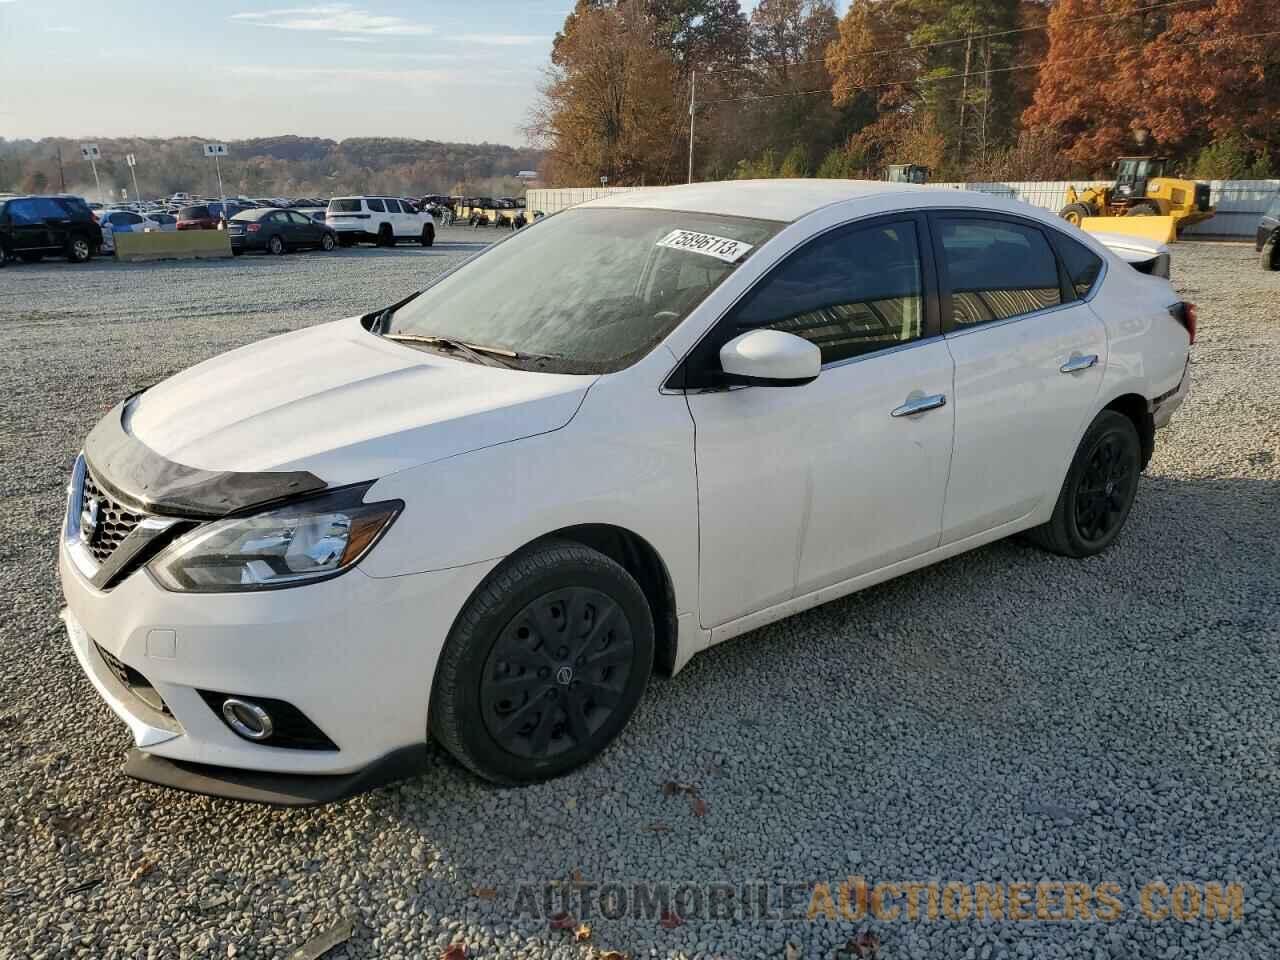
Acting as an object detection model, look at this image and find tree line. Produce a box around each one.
[529,0,1279,185]
[0,136,545,201]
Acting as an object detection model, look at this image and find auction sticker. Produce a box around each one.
[656,229,753,263]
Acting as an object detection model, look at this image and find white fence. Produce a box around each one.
[528,180,1280,239]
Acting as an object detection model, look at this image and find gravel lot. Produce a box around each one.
[1,238,1277,960]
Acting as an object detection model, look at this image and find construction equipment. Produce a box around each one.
[1060,157,1213,240]
[885,164,930,184]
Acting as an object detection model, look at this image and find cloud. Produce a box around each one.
[456,34,550,46]
[230,4,433,36]
[46,26,81,33]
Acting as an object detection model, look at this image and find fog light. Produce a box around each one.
[221,698,274,741]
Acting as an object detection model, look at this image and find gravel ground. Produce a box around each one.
[0,238,1277,960]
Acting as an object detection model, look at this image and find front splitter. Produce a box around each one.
[123,745,430,807]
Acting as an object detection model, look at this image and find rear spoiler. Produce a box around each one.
[1092,232,1171,279]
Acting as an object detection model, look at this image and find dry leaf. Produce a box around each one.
[572,868,584,883]
[659,908,684,930]
[689,796,707,817]
[661,781,697,797]
[129,861,156,884]
[646,822,671,833]
[785,945,801,960]
[549,911,576,931]
[598,952,629,960]
[575,923,592,942]
[471,886,497,900]
[440,945,467,960]
[848,930,880,959]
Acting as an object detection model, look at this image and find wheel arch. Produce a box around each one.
[1102,392,1155,470]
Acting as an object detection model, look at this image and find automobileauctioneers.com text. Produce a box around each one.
[508,877,1245,925]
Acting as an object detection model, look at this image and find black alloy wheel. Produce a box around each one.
[1073,431,1137,544]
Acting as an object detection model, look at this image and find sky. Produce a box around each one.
[0,1,607,147]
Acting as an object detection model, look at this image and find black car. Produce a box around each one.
[1258,196,1279,271]
[0,195,103,265]
[227,207,338,255]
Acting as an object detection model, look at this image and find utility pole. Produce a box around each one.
[57,146,66,192]
[957,31,973,166]
[687,69,696,185]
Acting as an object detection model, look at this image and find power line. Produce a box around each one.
[697,0,1215,80]
[699,28,1280,105]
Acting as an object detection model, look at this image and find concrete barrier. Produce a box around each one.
[113,230,233,262]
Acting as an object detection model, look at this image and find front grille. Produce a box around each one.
[94,640,169,714]
[81,470,145,565]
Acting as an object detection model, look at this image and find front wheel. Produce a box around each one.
[420,224,434,247]
[1026,410,1141,558]
[320,232,336,252]
[1262,241,1277,272]
[430,540,654,784]
[1059,203,1093,226]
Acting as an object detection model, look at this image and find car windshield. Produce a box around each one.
[386,207,781,374]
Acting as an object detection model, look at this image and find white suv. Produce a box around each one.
[326,196,435,248]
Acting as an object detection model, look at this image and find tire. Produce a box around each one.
[1059,202,1093,226]
[378,224,394,247]
[1025,410,1142,558]
[338,234,355,248]
[232,248,244,257]
[320,232,336,252]
[420,224,435,247]
[66,234,93,263]
[1261,241,1277,272]
[268,234,286,256]
[430,540,654,784]
[1125,202,1161,216]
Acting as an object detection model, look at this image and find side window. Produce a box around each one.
[287,211,310,225]
[384,199,403,213]
[938,219,1062,325]
[727,220,925,365]
[34,198,69,219]
[8,200,43,224]
[366,198,386,213]
[1053,233,1104,298]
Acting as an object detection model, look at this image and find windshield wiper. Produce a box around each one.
[383,334,518,369]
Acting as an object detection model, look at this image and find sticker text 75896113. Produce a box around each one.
[656,229,754,264]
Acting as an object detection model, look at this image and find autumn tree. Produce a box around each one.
[529,1,681,185]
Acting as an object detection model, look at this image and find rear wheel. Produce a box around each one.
[1026,410,1141,558]
[1262,241,1277,271]
[430,540,654,784]
[268,234,286,255]
[420,224,435,247]
[66,234,93,263]
[338,234,355,248]
[1059,203,1093,226]
[1125,201,1161,216]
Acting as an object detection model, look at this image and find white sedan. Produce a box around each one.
[59,181,1192,804]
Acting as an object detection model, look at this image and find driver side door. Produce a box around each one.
[679,216,955,628]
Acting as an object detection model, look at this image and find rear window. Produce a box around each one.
[366,199,386,213]
[179,206,210,220]
[1053,233,1104,298]
[329,199,362,213]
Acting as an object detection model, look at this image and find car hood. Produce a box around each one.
[126,316,595,485]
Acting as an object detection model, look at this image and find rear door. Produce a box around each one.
[931,213,1107,543]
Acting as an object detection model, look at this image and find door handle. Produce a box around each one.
[891,393,947,418]
[1060,353,1099,374]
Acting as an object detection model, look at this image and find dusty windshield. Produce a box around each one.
[386,207,781,374]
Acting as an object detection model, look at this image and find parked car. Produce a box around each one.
[325,196,435,247]
[227,207,338,255]
[176,202,247,231]
[1257,196,1279,271]
[96,209,157,254]
[144,212,178,230]
[58,181,1194,802]
[0,195,102,265]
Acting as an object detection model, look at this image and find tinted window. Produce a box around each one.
[329,199,361,213]
[939,219,1062,325]
[179,206,210,220]
[366,199,385,213]
[56,197,92,219]
[384,199,403,213]
[287,211,310,225]
[1053,233,1104,298]
[7,200,43,224]
[28,198,70,219]
[727,221,925,364]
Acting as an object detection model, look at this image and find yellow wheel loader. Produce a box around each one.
[1060,157,1214,241]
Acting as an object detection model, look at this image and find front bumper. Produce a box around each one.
[60,538,497,798]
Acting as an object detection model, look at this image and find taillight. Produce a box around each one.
[246,223,261,233]
[1169,301,1197,344]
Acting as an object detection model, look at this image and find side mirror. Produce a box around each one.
[719,329,820,387]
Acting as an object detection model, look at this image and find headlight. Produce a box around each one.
[148,486,401,593]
